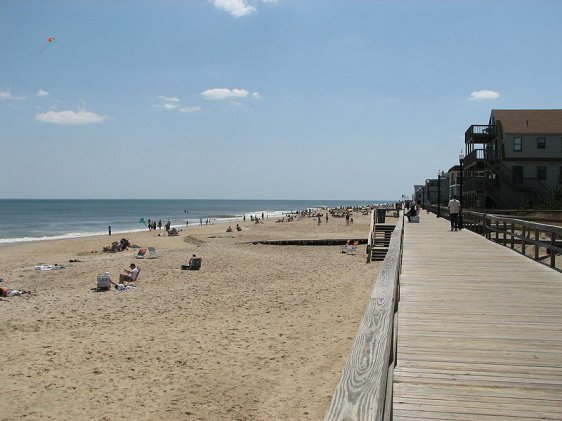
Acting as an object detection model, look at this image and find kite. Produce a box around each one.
[38,37,55,55]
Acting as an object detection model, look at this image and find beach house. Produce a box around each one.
[463,109,562,209]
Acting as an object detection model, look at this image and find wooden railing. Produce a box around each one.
[462,211,562,271]
[366,209,376,263]
[424,206,562,271]
[325,211,404,420]
[464,124,497,143]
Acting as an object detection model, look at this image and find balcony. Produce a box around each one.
[464,173,500,190]
[465,124,497,144]
[463,148,499,169]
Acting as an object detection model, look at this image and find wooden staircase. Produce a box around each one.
[370,224,395,261]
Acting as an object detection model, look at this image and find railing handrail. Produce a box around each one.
[447,210,561,270]
[367,209,376,263]
[325,211,404,420]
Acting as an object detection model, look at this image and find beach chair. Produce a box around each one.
[147,247,159,259]
[122,267,141,284]
[347,241,359,255]
[134,248,147,259]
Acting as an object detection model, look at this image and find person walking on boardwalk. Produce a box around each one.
[448,195,461,231]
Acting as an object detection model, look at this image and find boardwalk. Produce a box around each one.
[394,213,562,420]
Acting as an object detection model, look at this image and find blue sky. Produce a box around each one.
[1,0,561,200]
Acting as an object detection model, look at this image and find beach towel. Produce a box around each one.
[34,264,65,271]
[116,284,136,292]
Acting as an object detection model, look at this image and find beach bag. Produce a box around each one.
[96,272,111,290]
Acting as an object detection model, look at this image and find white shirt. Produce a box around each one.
[448,199,461,214]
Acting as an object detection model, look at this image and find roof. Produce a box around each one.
[491,109,562,134]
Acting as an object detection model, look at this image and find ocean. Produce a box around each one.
[0,199,387,243]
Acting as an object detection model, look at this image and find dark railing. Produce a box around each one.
[464,149,499,168]
[325,211,404,420]
[425,208,562,271]
[465,124,497,143]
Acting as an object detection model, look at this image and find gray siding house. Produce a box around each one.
[463,109,562,209]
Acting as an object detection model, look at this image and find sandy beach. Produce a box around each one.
[0,212,390,420]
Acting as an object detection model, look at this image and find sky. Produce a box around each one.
[1,0,561,200]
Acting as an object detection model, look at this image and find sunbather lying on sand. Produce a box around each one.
[1,287,31,297]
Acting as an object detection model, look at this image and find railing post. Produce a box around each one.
[495,219,499,243]
[522,226,526,256]
[550,232,557,268]
[503,221,507,247]
[535,230,540,261]
[511,222,515,249]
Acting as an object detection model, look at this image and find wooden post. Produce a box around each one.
[510,222,515,249]
[550,232,557,268]
[503,221,507,246]
[534,229,539,261]
[522,226,526,256]
[495,219,499,243]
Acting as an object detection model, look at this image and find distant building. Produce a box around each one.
[464,109,562,209]
[447,164,462,200]
[419,174,449,205]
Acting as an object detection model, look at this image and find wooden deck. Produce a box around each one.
[394,213,562,420]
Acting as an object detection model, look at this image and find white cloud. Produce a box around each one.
[179,106,202,113]
[35,110,108,125]
[0,90,25,100]
[468,90,501,101]
[201,88,261,101]
[155,96,181,110]
[158,96,179,103]
[36,89,49,97]
[202,88,248,100]
[211,0,256,17]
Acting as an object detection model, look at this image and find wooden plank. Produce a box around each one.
[393,213,562,420]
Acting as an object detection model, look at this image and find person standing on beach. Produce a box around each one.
[448,196,461,231]
[108,225,111,236]
[158,220,162,230]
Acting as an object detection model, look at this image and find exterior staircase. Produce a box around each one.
[370,224,395,261]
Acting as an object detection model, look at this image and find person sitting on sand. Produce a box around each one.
[226,226,233,232]
[119,263,140,283]
[236,224,242,231]
[188,254,202,270]
[168,227,181,236]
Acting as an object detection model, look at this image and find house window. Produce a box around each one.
[537,137,546,149]
[537,166,547,181]
[512,166,523,184]
[513,137,522,152]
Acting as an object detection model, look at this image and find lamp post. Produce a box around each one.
[459,152,465,229]
[437,170,441,218]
